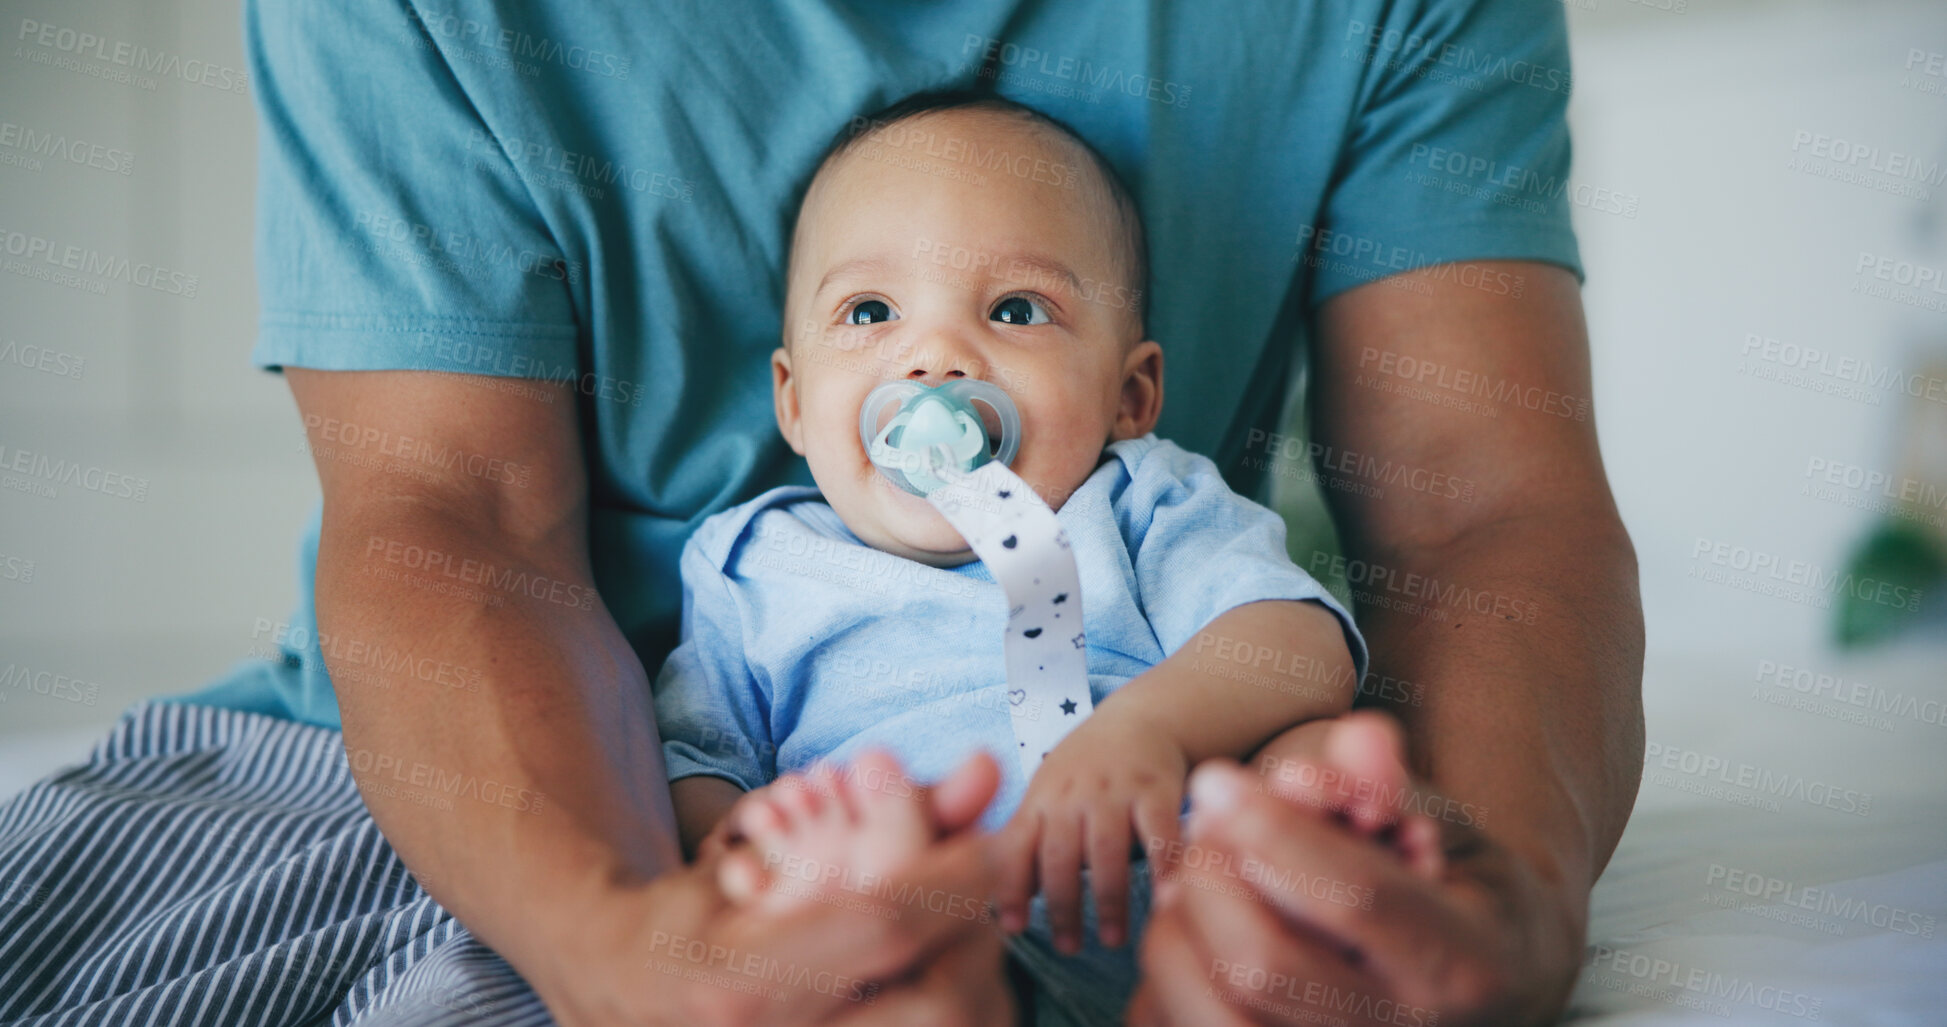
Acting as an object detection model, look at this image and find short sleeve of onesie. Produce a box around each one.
[653,524,776,792]
[1115,439,1370,682]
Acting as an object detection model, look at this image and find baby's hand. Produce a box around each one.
[995,709,1185,953]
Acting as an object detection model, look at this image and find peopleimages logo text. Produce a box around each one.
[1690,537,1923,611]
[1645,742,1873,816]
[15,19,249,93]
[0,228,198,297]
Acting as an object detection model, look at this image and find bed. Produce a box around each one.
[4,642,1942,1023]
[1564,642,1947,1024]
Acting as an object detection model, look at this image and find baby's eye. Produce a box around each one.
[991,295,1051,326]
[847,299,898,325]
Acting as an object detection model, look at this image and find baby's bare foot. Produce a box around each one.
[719,749,933,914]
[1255,713,1445,879]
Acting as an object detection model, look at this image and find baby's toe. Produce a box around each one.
[807,761,860,827]
[717,848,768,903]
[772,774,829,829]
[847,749,930,843]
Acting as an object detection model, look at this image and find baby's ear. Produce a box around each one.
[1114,340,1164,441]
[772,347,807,456]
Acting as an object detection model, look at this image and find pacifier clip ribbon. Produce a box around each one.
[927,459,1094,776]
[861,380,1094,776]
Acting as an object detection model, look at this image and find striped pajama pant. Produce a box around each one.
[0,703,556,1026]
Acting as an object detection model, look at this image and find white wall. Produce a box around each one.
[1566,0,1947,664]
[0,0,317,736]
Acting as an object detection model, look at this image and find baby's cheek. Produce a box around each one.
[1026,443,1103,502]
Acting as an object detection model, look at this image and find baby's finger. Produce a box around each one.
[1039,812,1085,955]
[993,815,1041,934]
[1132,786,1182,860]
[1084,806,1131,948]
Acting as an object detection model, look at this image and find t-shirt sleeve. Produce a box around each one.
[246,0,580,374]
[1309,0,1583,307]
[653,533,774,792]
[1121,442,1369,682]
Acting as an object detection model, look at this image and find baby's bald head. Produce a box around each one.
[785,90,1149,342]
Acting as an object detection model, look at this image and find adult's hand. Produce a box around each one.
[566,750,1009,1027]
[555,836,1008,1026]
[1130,713,1585,1027]
[1131,259,1641,1023]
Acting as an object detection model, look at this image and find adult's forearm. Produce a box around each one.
[1350,508,1644,904]
[316,500,682,990]
[1301,264,1646,910]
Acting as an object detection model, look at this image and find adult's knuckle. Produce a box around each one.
[679,981,757,1026]
[870,920,922,964]
[1213,923,1281,978]
[918,997,980,1027]
[1223,796,1288,848]
[1438,954,1512,1015]
[1339,867,1383,906]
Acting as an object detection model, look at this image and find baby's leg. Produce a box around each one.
[718,749,933,915]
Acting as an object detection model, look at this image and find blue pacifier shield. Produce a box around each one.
[861,379,1022,495]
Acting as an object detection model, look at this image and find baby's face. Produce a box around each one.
[775,109,1160,568]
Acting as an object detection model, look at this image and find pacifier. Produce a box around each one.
[860,379,1022,496]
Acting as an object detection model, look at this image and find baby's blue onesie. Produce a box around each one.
[655,433,1367,1024]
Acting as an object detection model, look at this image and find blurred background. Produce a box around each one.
[1,0,302,760]
[2,0,1943,1019]
[10,0,1941,745]
[2,0,1942,746]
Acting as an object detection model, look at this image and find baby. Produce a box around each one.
[653,90,1368,1024]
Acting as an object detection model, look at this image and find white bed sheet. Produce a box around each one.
[1566,644,1947,1024]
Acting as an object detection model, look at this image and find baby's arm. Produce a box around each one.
[997,598,1357,951]
[1104,598,1357,766]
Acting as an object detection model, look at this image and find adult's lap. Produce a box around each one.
[0,703,549,1027]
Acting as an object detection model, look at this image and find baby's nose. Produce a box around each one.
[906,367,967,388]
[904,352,983,388]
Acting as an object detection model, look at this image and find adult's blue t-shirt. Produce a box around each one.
[189,0,1583,727]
